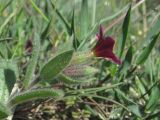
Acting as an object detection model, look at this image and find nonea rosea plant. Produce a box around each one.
[0,0,160,119]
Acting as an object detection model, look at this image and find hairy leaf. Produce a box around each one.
[23,33,40,88]
[8,88,64,107]
[40,50,73,81]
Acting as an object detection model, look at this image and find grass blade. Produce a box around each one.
[50,0,71,35]
[118,45,133,75]
[136,31,160,65]
[0,11,16,35]
[78,4,129,50]
[80,0,89,41]
[118,5,131,57]
[71,10,79,50]
[29,0,49,22]
[41,20,51,42]
[146,86,160,112]
[128,105,141,117]
[147,16,160,40]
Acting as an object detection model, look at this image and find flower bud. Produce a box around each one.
[63,64,98,78]
[70,51,94,65]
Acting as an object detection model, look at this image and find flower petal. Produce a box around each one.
[94,49,121,65]
[93,36,115,52]
[96,25,104,40]
[108,52,122,65]
[104,36,115,50]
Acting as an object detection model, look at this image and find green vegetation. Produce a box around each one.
[0,0,160,119]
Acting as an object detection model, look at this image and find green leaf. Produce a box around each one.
[124,45,133,64]
[8,88,64,107]
[146,86,160,112]
[115,89,137,105]
[128,105,141,117]
[0,102,11,119]
[29,0,49,22]
[71,10,79,50]
[119,5,131,57]
[71,10,75,34]
[80,0,89,41]
[136,32,160,65]
[23,33,40,88]
[0,42,8,58]
[85,105,97,116]
[135,76,146,97]
[123,45,133,70]
[40,50,73,81]
[0,60,18,103]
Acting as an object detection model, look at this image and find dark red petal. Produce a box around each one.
[96,25,104,40]
[99,25,104,38]
[94,49,122,65]
[93,36,115,52]
[108,52,122,65]
[103,36,115,50]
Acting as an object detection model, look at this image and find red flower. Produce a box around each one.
[92,26,122,65]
